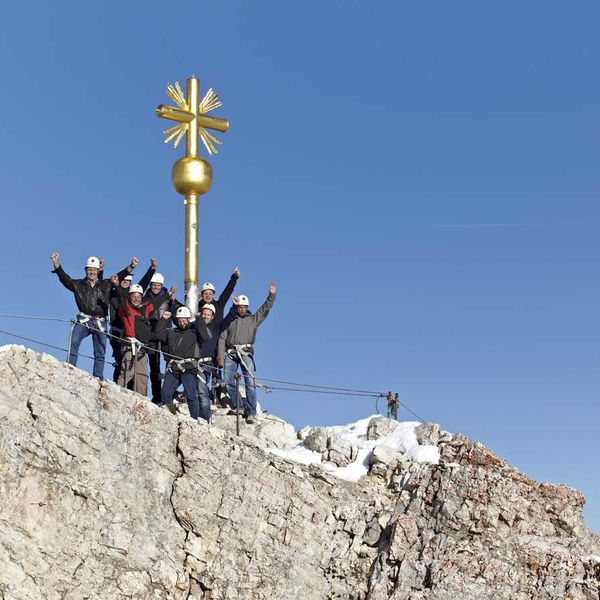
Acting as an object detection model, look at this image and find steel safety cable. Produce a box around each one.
[0,328,96,362]
[0,317,427,419]
[0,313,72,323]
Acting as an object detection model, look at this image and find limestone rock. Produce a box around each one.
[366,415,399,440]
[211,409,297,449]
[302,426,329,453]
[414,422,441,446]
[326,433,358,467]
[370,444,400,467]
[0,345,599,600]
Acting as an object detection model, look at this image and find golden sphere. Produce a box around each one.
[171,157,213,196]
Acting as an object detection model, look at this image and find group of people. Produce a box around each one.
[50,253,276,424]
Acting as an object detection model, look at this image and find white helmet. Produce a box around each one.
[123,275,133,282]
[176,306,192,319]
[150,273,164,285]
[201,303,216,314]
[201,282,216,293]
[236,295,249,307]
[86,256,100,269]
[129,284,144,295]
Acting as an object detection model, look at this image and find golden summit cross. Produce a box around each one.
[156,76,229,313]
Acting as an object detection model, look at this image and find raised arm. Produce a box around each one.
[50,252,76,292]
[114,256,139,283]
[253,281,277,327]
[110,274,128,304]
[217,267,240,307]
[220,304,237,332]
[138,258,158,291]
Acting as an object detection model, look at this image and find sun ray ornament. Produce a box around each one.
[155,76,230,313]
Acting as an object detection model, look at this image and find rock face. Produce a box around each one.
[0,345,598,600]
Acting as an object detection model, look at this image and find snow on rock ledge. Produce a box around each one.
[268,415,442,482]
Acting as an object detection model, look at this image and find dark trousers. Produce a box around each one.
[109,328,124,383]
[147,340,162,404]
[161,371,204,421]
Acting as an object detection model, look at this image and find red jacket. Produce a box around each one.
[117,295,166,344]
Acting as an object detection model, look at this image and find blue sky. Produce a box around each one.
[1,2,599,532]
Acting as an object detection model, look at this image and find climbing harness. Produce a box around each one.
[196,357,213,385]
[76,313,106,333]
[227,344,256,385]
[166,357,198,375]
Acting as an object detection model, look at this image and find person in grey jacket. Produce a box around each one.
[217,281,276,423]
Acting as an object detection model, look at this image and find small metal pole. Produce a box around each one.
[235,372,242,437]
[66,319,75,363]
[132,345,138,393]
[124,347,130,390]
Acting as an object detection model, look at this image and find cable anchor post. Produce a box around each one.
[66,318,76,364]
[235,372,242,437]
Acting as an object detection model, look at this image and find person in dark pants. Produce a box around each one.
[109,258,157,382]
[197,268,241,399]
[198,267,240,322]
[144,272,180,404]
[155,306,209,422]
[51,252,134,380]
[115,282,175,396]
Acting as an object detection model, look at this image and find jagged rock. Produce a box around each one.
[303,426,329,453]
[414,422,441,446]
[0,345,599,600]
[211,410,297,449]
[370,444,400,466]
[326,433,358,467]
[366,415,399,440]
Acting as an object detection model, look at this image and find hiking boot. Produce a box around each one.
[227,409,247,418]
[245,416,256,425]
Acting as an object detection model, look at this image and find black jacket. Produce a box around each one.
[196,309,236,360]
[154,318,202,360]
[144,287,183,322]
[53,264,130,318]
[198,273,238,322]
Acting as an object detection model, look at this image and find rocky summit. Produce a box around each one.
[0,345,598,600]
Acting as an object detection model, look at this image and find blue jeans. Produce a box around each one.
[223,354,256,416]
[197,366,213,421]
[69,321,107,380]
[162,370,210,423]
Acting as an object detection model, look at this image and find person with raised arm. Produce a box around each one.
[51,252,135,380]
[114,279,176,396]
[154,307,209,422]
[143,267,182,404]
[109,257,157,382]
[198,267,240,322]
[217,281,276,424]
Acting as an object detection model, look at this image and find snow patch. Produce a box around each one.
[583,554,600,564]
[266,414,441,483]
[0,344,23,355]
[267,445,322,466]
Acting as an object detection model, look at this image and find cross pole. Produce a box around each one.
[156,76,229,313]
